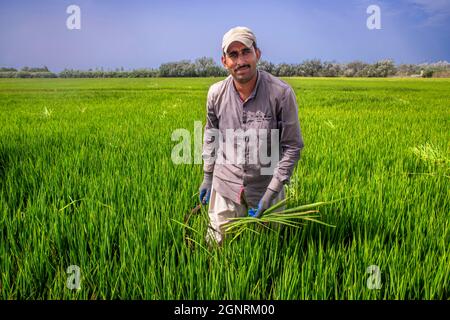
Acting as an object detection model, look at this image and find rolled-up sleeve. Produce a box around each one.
[202,86,219,173]
[268,86,304,191]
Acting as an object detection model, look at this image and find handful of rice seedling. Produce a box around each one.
[224,197,339,241]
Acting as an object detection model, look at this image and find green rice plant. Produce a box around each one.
[43,106,53,118]
[411,142,449,165]
[224,198,337,243]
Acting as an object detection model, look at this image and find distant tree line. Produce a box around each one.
[1,58,449,78]
[257,59,450,78]
[0,66,58,78]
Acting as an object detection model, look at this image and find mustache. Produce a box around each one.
[235,64,250,71]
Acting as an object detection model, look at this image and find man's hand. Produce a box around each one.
[199,171,213,205]
[248,177,283,218]
[248,188,278,218]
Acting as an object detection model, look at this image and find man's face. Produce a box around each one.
[222,41,261,84]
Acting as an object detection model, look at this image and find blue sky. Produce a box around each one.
[1,0,449,71]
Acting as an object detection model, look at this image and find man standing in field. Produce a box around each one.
[199,26,304,246]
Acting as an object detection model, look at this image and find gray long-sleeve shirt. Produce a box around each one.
[202,69,304,208]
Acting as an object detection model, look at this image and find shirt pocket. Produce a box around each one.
[246,110,273,130]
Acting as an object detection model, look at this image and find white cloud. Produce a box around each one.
[409,0,450,13]
[406,0,450,25]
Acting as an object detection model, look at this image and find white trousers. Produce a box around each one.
[206,186,285,246]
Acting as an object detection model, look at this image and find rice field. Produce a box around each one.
[0,77,448,299]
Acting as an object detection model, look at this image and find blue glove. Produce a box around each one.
[199,171,213,205]
[248,188,278,218]
[248,207,258,217]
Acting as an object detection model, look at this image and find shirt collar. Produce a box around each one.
[230,69,261,103]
